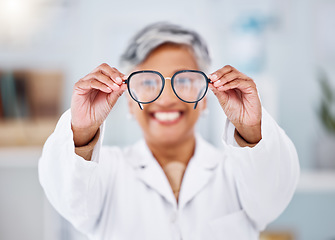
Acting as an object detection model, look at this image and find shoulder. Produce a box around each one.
[193,135,227,168]
[98,139,150,168]
[196,134,224,157]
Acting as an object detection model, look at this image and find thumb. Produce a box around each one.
[107,88,126,109]
[209,84,228,108]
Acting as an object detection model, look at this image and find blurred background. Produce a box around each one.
[0,0,335,239]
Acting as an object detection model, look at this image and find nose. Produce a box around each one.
[155,78,179,106]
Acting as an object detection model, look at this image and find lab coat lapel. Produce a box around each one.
[178,136,219,210]
[133,140,177,208]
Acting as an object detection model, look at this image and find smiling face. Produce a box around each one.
[128,44,207,147]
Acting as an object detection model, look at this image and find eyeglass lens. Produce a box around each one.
[128,72,163,103]
[128,71,207,104]
[172,71,207,102]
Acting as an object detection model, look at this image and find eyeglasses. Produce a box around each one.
[124,70,211,110]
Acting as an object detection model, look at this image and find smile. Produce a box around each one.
[152,111,182,124]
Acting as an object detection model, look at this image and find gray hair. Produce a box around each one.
[119,22,211,73]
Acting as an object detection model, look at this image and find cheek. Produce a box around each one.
[133,108,146,123]
[188,111,201,125]
[131,105,151,128]
[184,104,201,123]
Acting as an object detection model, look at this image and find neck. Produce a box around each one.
[145,134,196,168]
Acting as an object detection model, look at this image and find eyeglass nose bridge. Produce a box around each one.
[153,77,179,106]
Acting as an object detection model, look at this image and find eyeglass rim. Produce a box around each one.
[126,70,165,104]
[125,69,210,105]
[171,70,210,104]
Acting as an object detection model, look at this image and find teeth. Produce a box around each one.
[154,112,181,122]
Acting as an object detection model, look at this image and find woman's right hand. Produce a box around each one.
[71,63,127,147]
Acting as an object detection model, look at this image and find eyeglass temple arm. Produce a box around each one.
[138,103,143,110]
[194,78,211,109]
[193,89,204,110]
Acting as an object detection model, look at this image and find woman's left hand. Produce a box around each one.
[209,65,262,144]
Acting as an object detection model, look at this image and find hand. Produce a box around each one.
[209,65,262,144]
[71,63,127,146]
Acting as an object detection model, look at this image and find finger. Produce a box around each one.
[217,79,256,93]
[75,78,115,94]
[93,63,126,85]
[120,83,128,91]
[209,83,229,103]
[83,72,122,90]
[212,71,242,88]
[209,65,235,82]
[109,82,127,94]
[208,83,220,94]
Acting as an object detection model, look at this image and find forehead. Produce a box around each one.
[135,44,199,75]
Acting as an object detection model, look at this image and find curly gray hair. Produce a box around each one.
[119,22,211,73]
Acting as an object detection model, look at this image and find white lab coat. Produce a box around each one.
[38,108,299,240]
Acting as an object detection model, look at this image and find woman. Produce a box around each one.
[39,22,299,240]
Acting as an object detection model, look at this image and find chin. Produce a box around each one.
[148,130,193,147]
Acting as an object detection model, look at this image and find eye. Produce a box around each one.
[142,79,157,86]
[175,77,192,86]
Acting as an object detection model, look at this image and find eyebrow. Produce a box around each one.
[173,68,199,73]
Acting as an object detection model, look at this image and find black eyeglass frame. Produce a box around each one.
[124,70,212,110]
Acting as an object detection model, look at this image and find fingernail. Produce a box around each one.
[122,75,128,80]
[116,77,122,84]
[107,87,112,91]
[210,74,218,80]
[213,80,221,87]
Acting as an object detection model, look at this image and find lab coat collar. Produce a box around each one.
[129,135,220,209]
[131,139,177,207]
[178,135,220,209]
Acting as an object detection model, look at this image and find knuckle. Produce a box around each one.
[75,79,84,87]
[227,65,237,72]
[110,67,118,73]
[100,63,109,67]
[225,65,233,70]
[89,79,95,86]
[73,81,80,89]
[251,81,257,88]
[96,71,104,78]
[246,76,255,84]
